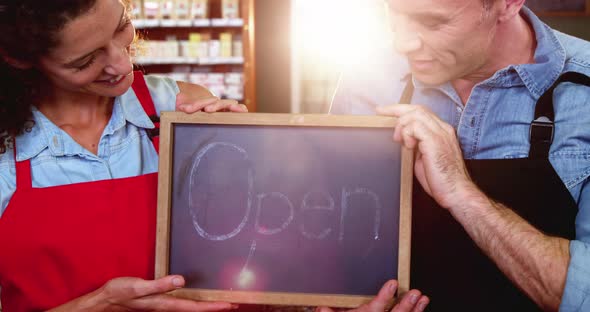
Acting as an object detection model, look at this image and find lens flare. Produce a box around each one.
[237,269,255,288]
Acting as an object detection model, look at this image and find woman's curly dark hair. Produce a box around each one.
[0,0,98,154]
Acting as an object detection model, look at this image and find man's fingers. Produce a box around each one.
[376,104,419,117]
[391,290,422,312]
[396,106,447,137]
[366,280,397,311]
[389,105,452,152]
[400,127,419,149]
[396,119,438,151]
[412,297,429,312]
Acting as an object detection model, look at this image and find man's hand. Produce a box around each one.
[316,280,429,312]
[49,276,238,312]
[377,104,481,210]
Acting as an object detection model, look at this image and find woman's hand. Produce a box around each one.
[49,275,238,312]
[316,280,429,312]
[175,81,248,114]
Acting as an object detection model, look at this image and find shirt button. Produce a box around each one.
[52,136,59,147]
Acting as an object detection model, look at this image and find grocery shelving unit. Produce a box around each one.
[133,0,257,111]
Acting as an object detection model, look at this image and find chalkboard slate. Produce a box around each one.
[156,113,413,308]
[526,0,586,12]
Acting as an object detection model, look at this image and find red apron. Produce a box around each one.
[0,71,160,311]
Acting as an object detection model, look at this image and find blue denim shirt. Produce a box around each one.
[0,75,179,215]
[331,8,590,311]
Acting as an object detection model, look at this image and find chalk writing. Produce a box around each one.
[300,191,334,240]
[255,192,295,235]
[189,142,254,241]
[340,187,382,242]
[188,142,383,243]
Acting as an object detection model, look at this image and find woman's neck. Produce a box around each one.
[37,90,114,155]
[37,91,114,128]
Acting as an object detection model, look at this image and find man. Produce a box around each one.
[331,0,590,311]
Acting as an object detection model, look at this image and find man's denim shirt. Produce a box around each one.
[0,75,178,214]
[331,7,590,311]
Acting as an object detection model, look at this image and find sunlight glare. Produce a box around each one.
[293,0,390,69]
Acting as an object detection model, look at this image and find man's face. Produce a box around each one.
[387,0,499,85]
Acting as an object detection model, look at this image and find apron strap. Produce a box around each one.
[530,72,590,158]
[131,71,160,153]
[13,143,32,190]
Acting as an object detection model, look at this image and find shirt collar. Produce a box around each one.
[14,109,50,161]
[15,88,156,161]
[118,87,156,130]
[485,7,566,99]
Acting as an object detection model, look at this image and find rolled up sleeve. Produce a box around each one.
[561,177,590,311]
[560,241,590,311]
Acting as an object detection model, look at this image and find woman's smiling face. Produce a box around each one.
[37,0,136,98]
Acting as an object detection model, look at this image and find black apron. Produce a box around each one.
[406,72,589,311]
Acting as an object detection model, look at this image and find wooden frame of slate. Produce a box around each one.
[156,112,413,308]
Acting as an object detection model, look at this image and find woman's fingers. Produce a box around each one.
[176,94,247,114]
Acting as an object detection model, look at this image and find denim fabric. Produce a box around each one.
[0,75,179,215]
[331,7,590,311]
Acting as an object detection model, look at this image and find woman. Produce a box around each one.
[0,0,245,310]
[0,0,427,311]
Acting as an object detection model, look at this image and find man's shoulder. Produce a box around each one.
[552,30,590,74]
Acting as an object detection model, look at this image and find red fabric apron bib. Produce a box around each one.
[0,71,160,311]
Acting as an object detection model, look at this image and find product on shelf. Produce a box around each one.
[198,34,211,57]
[187,33,202,58]
[220,32,232,57]
[131,0,143,19]
[160,0,175,19]
[188,73,208,85]
[191,0,209,19]
[183,72,244,100]
[143,0,160,19]
[225,84,243,100]
[222,0,240,19]
[175,0,191,19]
[208,39,221,58]
[225,72,244,85]
[133,0,250,105]
[232,35,243,58]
